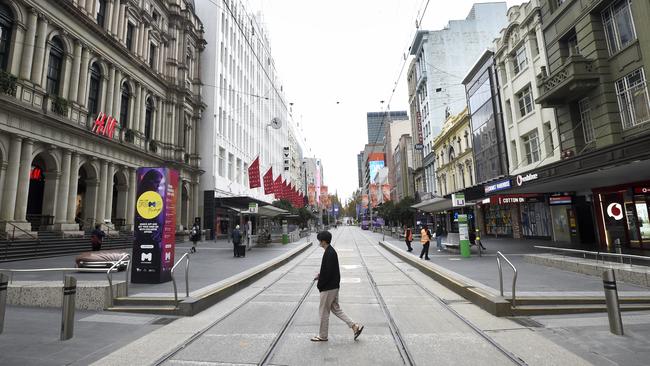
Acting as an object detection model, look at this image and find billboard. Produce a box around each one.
[308,184,316,206]
[131,167,178,284]
[381,184,391,202]
[370,183,378,208]
[368,160,384,183]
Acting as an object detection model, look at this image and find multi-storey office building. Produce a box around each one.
[394,134,414,201]
[497,0,650,250]
[198,0,294,237]
[409,2,507,196]
[383,116,410,201]
[0,0,204,237]
[366,111,408,146]
[494,0,561,176]
[407,60,426,199]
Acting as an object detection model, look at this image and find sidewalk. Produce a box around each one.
[0,236,314,297]
[372,232,650,296]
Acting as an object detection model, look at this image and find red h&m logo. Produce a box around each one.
[92,112,118,138]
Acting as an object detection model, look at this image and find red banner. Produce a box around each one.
[263,167,274,194]
[274,176,282,199]
[320,186,328,208]
[370,184,378,208]
[248,157,261,188]
[308,184,316,206]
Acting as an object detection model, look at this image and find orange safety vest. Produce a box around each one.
[420,228,429,243]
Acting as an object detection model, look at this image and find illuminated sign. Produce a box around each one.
[549,196,572,205]
[516,173,538,186]
[92,112,118,139]
[452,193,465,207]
[368,160,384,183]
[484,179,511,194]
[416,112,423,145]
[634,187,650,194]
[30,166,42,181]
[606,203,624,221]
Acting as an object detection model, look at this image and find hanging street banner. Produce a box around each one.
[274,175,282,199]
[263,167,274,194]
[369,184,378,208]
[320,185,328,208]
[308,184,316,206]
[361,194,369,209]
[381,184,391,202]
[248,157,261,188]
[132,167,178,284]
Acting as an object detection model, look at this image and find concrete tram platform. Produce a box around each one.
[0,236,314,313]
[375,232,650,316]
[90,227,595,366]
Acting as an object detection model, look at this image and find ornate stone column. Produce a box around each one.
[19,9,37,81]
[68,41,82,102]
[61,52,73,100]
[14,139,34,222]
[134,84,142,132]
[105,65,116,116]
[105,0,114,33]
[126,167,136,231]
[112,69,122,118]
[104,162,115,223]
[55,149,71,224]
[95,160,108,224]
[10,20,26,76]
[31,16,48,86]
[0,136,22,222]
[77,46,90,106]
[66,152,80,224]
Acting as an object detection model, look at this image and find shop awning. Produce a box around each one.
[412,196,453,213]
[216,196,269,209]
[257,205,288,218]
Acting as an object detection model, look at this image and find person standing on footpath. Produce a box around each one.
[91,224,106,251]
[404,226,413,252]
[311,231,364,342]
[435,224,444,252]
[190,218,201,253]
[232,225,242,257]
[419,225,430,260]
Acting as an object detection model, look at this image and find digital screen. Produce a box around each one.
[368,160,384,183]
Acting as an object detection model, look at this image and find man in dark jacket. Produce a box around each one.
[311,231,364,342]
[232,225,242,257]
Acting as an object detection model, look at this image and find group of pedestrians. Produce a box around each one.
[403,224,445,260]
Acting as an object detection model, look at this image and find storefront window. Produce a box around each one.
[520,201,552,238]
[635,199,650,241]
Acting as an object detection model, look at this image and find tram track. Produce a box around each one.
[152,229,344,366]
[355,230,527,366]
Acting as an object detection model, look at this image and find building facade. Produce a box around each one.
[0,0,204,237]
[409,2,507,196]
[494,0,561,176]
[366,111,408,145]
[407,59,426,199]
[394,134,414,201]
[383,116,410,201]
[433,108,474,197]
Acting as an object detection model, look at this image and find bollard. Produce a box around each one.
[0,273,7,334]
[60,275,77,341]
[614,238,623,264]
[602,269,624,335]
[476,229,482,258]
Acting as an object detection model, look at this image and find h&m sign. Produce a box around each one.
[92,112,118,139]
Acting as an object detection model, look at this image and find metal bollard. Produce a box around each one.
[0,273,7,334]
[614,238,623,263]
[602,269,624,335]
[60,275,77,341]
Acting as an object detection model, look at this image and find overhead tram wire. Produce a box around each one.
[369,0,434,148]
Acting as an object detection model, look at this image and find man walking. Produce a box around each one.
[419,225,430,260]
[404,225,413,252]
[311,231,364,342]
[435,224,444,252]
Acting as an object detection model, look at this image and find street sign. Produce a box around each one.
[414,143,424,150]
[249,203,258,213]
[452,193,465,207]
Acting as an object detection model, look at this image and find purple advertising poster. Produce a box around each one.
[131,167,178,283]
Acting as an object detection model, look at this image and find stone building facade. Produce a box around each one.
[432,108,474,197]
[0,0,204,237]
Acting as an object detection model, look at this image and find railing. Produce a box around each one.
[496,251,518,307]
[534,245,650,266]
[107,254,131,306]
[171,252,191,305]
[0,267,119,283]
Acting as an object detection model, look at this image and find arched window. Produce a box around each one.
[119,83,130,128]
[0,4,14,71]
[96,0,107,27]
[466,160,473,186]
[448,146,455,162]
[46,37,64,96]
[87,63,101,117]
[144,97,154,140]
[458,164,465,189]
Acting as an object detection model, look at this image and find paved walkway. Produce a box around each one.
[0,237,314,296]
[376,232,650,296]
[91,227,596,366]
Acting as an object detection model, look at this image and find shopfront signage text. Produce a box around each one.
[452,193,465,207]
[634,187,650,194]
[484,179,511,194]
[516,173,538,186]
[92,112,118,139]
[549,196,572,205]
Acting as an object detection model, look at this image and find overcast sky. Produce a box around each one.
[246,0,526,203]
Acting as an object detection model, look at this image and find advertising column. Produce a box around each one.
[131,167,179,283]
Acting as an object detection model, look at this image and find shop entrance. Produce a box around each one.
[595,184,650,251]
[26,153,57,231]
[76,162,99,231]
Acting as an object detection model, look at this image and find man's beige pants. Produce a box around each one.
[319,288,354,339]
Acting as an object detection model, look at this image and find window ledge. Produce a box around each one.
[607,39,640,61]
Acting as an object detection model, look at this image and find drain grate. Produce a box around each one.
[151,317,177,325]
[508,317,544,328]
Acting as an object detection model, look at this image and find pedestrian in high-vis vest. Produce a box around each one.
[404,226,413,252]
[420,226,431,260]
[311,230,364,342]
